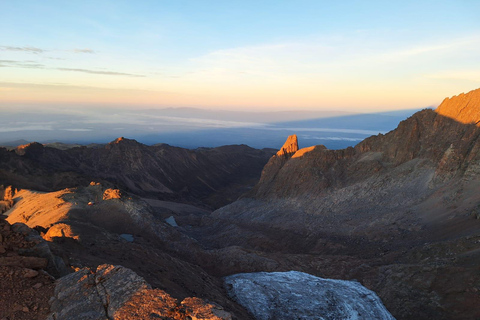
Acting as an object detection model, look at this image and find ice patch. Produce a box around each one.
[119,234,134,242]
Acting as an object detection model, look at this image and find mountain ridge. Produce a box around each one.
[1,138,275,209]
[197,88,480,319]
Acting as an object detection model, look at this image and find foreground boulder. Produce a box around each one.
[225,271,395,320]
[48,264,232,320]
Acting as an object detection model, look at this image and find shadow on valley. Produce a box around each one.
[135,109,420,150]
[0,108,420,150]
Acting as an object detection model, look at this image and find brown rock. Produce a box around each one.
[23,268,39,278]
[33,282,43,289]
[0,244,5,254]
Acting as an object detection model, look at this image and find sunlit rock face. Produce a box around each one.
[225,271,395,320]
[276,134,299,157]
[436,88,480,125]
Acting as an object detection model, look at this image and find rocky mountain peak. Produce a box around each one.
[113,136,127,143]
[14,142,44,156]
[106,137,143,149]
[276,134,299,157]
[435,87,480,125]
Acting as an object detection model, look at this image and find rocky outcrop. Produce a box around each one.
[0,220,68,277]
[48,264,232,320]
[276,134,298,157]
[0,185,15,213]
[14,142,45,156]
[247,135,314,198]
[225,271,395,320]
[103,188,122,200]
[436,88,480,125]
[6,185,180,244]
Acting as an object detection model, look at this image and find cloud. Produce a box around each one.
[0,125,53,132]
[0,60,45,69]
[61,128,93,132]
[56,67,145,77]
[0,46,45,54]
[0,59,144,78]
[188,33,480,84]
[73,48,95,54]
[1,45,97,55]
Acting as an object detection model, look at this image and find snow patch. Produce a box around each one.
[165,216,178,227]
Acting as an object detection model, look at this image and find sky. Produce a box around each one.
[1,0,480,112]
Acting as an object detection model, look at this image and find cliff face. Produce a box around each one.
[435,88,480,125]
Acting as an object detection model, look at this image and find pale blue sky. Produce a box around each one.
[1,0,479,111]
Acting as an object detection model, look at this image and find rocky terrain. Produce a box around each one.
[194,88,480,319]
[3,183,256,319]
[0,218,57,320]
[1,88,480,319]
[0,138,275,209]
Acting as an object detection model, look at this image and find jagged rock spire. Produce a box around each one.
[276,134,299,157]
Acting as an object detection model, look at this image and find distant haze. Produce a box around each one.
[0,107,420,149]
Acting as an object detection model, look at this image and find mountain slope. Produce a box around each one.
[194,88,480,320]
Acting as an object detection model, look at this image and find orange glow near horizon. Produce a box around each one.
[0,79,455,112]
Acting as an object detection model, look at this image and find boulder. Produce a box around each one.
[48,264,232,320]
[225,271,395,320]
